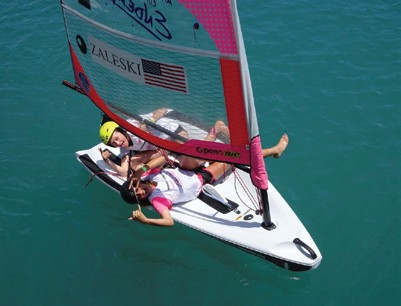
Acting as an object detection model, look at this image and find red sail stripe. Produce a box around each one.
[220,58,249,147]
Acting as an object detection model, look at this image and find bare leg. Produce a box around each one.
[179,155,202,170]
[204,120,230,142]
[262,133,289,158]
[180,120,229,169]
[204,162,230,181]
[173,130,189,144]
[130,150,161,171]
[178,130,190,139]
[215,120,230,139]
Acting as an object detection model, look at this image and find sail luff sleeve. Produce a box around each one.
[250,137,268,189]
[231,0,269,189]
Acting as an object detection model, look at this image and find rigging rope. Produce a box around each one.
[233,169,259,211]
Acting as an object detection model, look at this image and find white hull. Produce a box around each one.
[76,143,322,271]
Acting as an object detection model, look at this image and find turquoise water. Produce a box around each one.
[1,1,400,305]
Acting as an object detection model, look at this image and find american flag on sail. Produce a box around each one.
[141,59,188,93]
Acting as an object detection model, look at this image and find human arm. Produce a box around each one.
[98,148,129,177]
[129,204,174,227]
[150,107,168,122]
[128,154,168,183]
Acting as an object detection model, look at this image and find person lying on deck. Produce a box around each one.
[120,133,289,227]
[99,117,232,177]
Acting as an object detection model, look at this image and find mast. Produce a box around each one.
[231,0,275,230]
[260,189,275,230]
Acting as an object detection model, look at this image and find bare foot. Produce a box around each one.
[273,133,289,158]
[214,120,230,139]
[206,120,230,141]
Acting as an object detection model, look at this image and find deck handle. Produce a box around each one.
[293,238,317,259]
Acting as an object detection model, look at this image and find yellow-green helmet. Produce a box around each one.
[99,121,119,145]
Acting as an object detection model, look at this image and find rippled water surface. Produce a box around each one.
[1,1,400,305]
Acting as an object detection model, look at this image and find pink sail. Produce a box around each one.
[61,0,267,187]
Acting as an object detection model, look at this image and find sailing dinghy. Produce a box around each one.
[61,0,322,271]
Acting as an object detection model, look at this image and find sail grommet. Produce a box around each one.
[76,35,87,54]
